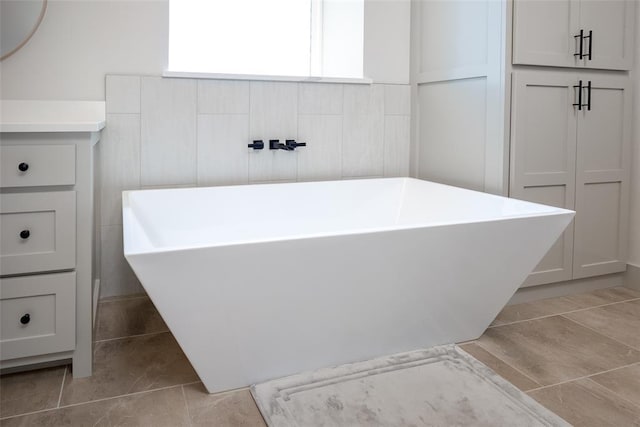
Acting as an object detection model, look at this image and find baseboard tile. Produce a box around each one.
[624,263,640,290]
[509,273,625,305]
[93,279,101,329]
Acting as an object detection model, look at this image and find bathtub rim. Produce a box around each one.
[122,178,575,257]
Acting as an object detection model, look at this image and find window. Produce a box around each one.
[168,0,364,80]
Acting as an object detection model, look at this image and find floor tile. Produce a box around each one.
[98,293,147,303]
[459,343,540,391]
[477,316,640,386]
[95,296,168,341]
[528,379,640,427]
[564,300,640,349]
[0,366,66,418]
[590,363,640,407]
[491,297,582,326]
[565,286,640,305]
[0,386,189,426]
[182,383,266,426]
[60,332,198,406]
[491,286,640,326]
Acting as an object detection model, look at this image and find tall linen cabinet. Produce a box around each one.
[411,0,634,288]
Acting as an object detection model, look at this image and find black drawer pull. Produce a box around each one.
[20,230,30,239]
[20,313,30,325]
[573,80,583,111]
[18,162,29,172]
[574,29,584,59]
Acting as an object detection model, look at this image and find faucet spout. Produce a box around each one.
[269,139,293,150]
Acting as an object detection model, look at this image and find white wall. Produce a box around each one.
[0,1,168,100]
[629,3,640,267]
[0,0,410,101]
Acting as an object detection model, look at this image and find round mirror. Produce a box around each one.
[1,0,47,61]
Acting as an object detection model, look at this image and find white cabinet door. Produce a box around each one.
[510,72,578,286]
[578,0,634,70]
[573,75,631,278]
[512,0,635,70]
[512,0,580,68]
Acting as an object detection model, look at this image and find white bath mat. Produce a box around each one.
[251,345,568,427]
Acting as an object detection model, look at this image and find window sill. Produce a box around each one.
[163,70,373,85]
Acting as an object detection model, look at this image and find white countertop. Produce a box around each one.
[0,100,106,132]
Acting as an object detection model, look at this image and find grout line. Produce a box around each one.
[180,380,203,388]
[247,81,252,184]
[0,407,56,421]
[560,315,640,352]
[488,297,640,329]
[56,366,68,408]
[0,381,203,422]
[470,341,543,390]
[98,293,149,304]
[194,81,200,186]
[582,377,640,413]
[181,385,193,427]
[138,77,143,188]
[93,330,170,344]
[526,360,640,394]
[56,384,186,410]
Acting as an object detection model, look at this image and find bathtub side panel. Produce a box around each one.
[126,212,572,392]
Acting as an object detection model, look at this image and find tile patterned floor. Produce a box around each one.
[1,287,640,426]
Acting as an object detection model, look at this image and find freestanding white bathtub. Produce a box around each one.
[123,178,573,393]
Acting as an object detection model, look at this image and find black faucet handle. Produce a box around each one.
[248,140,264,150]
[285,139,307,149]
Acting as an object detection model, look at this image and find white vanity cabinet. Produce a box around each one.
[510,71,631,286]
[512,0,635,70]
[0,101,104,376]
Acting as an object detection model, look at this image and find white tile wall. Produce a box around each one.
[384,84,411,116]
[342,85,385,177]
[197,114,249,186]
[249,82,299,182]
[101,114,140,226]
[384,115,411,177]
[101,75,411,297]
[141,77,197,186]
[198,80,250,114]
[298,115,343,181]
[298,83,344,115]
[106,75,141,114]
[100,225,144,297]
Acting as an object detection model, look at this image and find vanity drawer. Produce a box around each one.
[0,145,76,188]
[0,272,76,361]
[1,191,76,276]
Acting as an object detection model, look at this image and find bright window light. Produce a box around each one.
[168,0,364,79]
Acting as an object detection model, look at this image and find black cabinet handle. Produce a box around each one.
[585,30,592,60]
[573,80,583,110]
[20,230,30,239]
[18,162,29,172]
[248,140,264,150]
[585,80,592,111]
[20,313,30,325]
[574,29,584,59]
